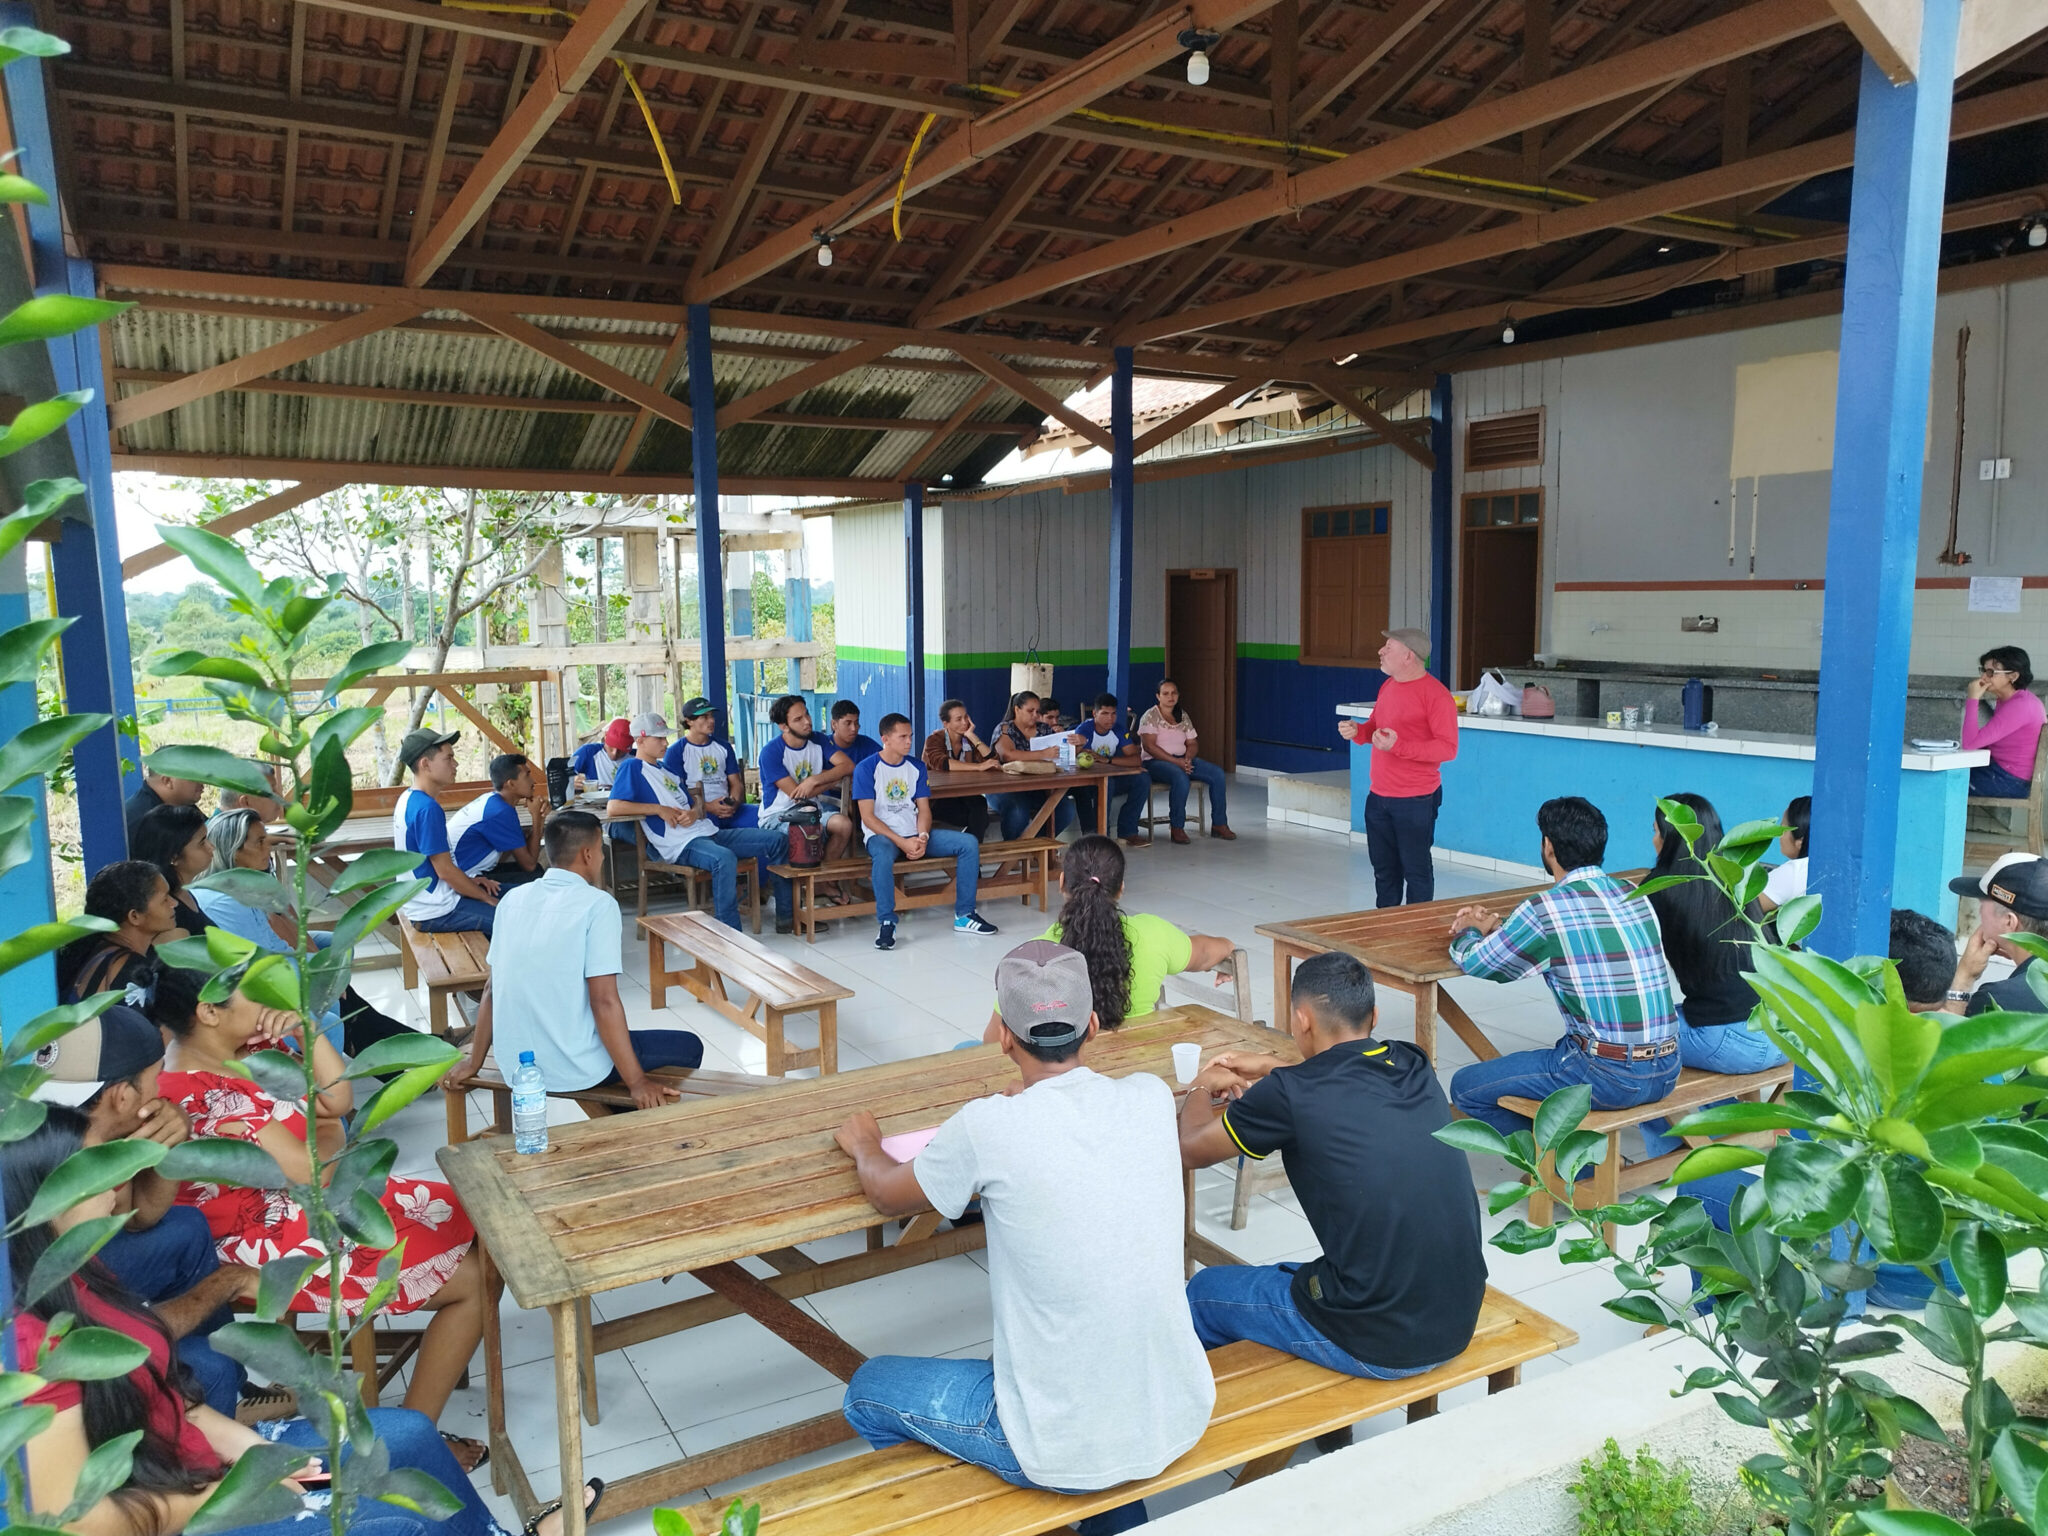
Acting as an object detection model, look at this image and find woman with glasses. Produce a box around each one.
[1964,645,2045,797]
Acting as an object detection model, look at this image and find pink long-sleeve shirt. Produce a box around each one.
[1963,688,2046,780]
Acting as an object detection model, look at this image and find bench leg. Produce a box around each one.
[428,988,448,1038]
[401,932,418,991]
[1528,1153,1556,1228]
[648,932,668,1010]
[1589,1132,1623,1249]
[1230,1157,1256,1231]
[492,1089,512,1138]
[1237,1448,1296,1484]
[352,1326,379,1408]
[1488,1366,1521,1393]
[816,1001,838,1075]
[446,1084,469,1146]
[766,1009,786,1076]
[1406,1395,1439,1423]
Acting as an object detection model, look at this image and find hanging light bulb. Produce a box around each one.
[1501,322,1515,345]
[1177,28,1220,86]
[2029,218,2048,249]
[1187,47,1210,84]
[812,228,834,267]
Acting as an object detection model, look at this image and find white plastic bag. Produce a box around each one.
[1466,669,1524,716]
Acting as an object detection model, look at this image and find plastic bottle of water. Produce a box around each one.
[511,1052,548,1155]
[1059,737,1075,771]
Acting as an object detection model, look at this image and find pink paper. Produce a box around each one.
[880,1126,939,1163]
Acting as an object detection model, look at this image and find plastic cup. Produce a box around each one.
[1622,706,1639,730]
[1605,710,1623,729]
[1171,1042,1202,1084]
[1641,701,1656,727]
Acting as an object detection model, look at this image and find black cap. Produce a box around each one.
[680,696,717,720]
[398,727,461,771]
[1950,853,2048,918]
[31,1006,166,1105]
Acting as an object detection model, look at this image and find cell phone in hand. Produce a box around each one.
[294,1459,332,1487]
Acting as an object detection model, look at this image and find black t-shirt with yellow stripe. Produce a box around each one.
[1223,1036,1485,1370]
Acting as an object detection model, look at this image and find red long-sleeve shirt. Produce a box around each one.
[1367,673,1460,798]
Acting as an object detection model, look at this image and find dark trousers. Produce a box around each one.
[596,1028,705,1085]
[1972,761,2033,797]
[1364,788,1441,907]
[98,1205,244,1415]
[930,794,991,841]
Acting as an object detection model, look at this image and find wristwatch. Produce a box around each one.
[1946,989,1971,1003]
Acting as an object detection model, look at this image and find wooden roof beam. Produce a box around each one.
[908,136,1070,325]
[1291,0,1448,128]
[1130,379,1250,455]
[121,480,342,578]
[683,0,1285,305]
[903,378,1003,479]
[466,308,696,430]
[403,0,655,286]
[715,337,899,429]
[927,0,1839,329]
[954,345,1112,451]
[1298,372,1433,469]
[110,450,910,498]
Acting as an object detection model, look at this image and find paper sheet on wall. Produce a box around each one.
[1969,577,2022,614]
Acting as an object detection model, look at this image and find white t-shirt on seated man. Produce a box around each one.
[833,940,1214,1504]
[449,811,693,1110]
[606,714,715,863]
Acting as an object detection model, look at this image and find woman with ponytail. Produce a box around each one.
[984,836,1239,1037]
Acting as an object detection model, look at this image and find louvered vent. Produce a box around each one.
[1466,410,1543,471]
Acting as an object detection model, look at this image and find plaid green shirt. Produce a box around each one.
[1449,867,1678,1048]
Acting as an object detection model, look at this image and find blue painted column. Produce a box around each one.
[6,17,138,870]
[1105,346,1134,710]
[1428,372,1454,683]
[1810,1,1959,960]
[687,304,728,722]
[785,543,812,695]
[0,553,57,1036]
[729,556,754,699]
[904,481,926,736]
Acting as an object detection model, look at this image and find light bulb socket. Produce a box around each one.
[1177,27,1220,84]
[811,228,835,266]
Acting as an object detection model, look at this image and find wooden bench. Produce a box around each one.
[670,1286,1573,1536]
[639,910,854,1074]
[396,917,489,1036]
[444,1058,770,1145]
[627,822,763,929]
[1503,1061,1794,1243]
[770,837,1059,942]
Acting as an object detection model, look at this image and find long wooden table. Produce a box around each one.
[924,759,1147,838]
[1256,872,1647,1065]
[435,1003,1291,1536]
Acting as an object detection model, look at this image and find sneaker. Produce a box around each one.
[954,911,999,935]
[875,920,897,951]
[775,916,795,935]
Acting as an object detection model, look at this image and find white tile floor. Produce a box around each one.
[354,777,1691,1534]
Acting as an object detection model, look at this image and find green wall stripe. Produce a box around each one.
[837,643,1282,668]
[1237,642,1298,661]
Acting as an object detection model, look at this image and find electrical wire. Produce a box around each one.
[618,60,682,206]
[893,113,939,241]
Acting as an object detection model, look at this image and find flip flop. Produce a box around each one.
[521,1476,605,1536]
[441,1432,489,1473]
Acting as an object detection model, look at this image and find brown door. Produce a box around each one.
[1457,491,1543,689]
[1165,569,1237,772]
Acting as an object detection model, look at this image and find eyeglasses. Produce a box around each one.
[1980,666,2015,676]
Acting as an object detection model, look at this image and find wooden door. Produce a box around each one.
[1165,569,1237,772]
[1457,491,1542,690]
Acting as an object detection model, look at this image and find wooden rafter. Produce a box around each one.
[953,345,1112,452]
[924,0,1839,329]
[1130,380,1248,455]
[908,137,1069,325]
[610,322,692,475]
[1301,374,1434,470]
[715,338,898,429]
[903,379,1002,480]
[120,480,342,578]
[1292,0,1447,128]
[405,34,471,262]
[107,450,908,498]
[107,303,421,430]
[467,308,697,431]
[403,0,655,286]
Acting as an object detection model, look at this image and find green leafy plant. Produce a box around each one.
[653,1497,760,1536]
[1437,798,2048,1536]
[1569,1437,1703,1536]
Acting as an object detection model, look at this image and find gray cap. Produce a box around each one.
[1382,627,1432,663]
[629,712,670,739]
[995,940,1093,1050]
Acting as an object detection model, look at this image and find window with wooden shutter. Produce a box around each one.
[1300,503,1391,668]
[1466,409,1543,471]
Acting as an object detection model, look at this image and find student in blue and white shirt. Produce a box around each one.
[447,753,544,892]
[393,728,504,936]
[854,713,999,952]
[1069,693,1148,846]
[606,712,748,931]
[758,695,856,859]
[662,696,799,932]
[570,719,632,792]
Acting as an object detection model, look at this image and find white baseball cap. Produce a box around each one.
[629,712,670,739]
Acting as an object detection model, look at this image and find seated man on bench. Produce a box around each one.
[1445,796,1680,1132]
[608,713,750,931]
[446,752,545,894]
[394,727,503,937]
[1178,952,1485,1419]
[447,810,701,1113]
[833,941,1214,1536]
[853,712,999,952]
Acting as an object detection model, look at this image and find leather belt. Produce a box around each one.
[1574,1035,1678,1063]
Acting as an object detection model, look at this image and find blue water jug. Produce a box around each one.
[1682,678,1708,731]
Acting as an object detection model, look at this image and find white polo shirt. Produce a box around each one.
[485,868,624,1090]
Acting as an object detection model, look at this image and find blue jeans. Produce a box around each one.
[1364,789,1441,907]
[1076,776,1149,839]
[242,1409,510,1536]
[1450,1037,1679,1135]
[488,865,542,892]
[1145,760,1228,831]
[99,1205,244,1414]
[1972,761,2033,797]
[674,838,743,930]
[870,828,980,922]
[1186,1263,1437,1380]
[843,1357,1147,1535]
[597,1028,705,1083]
[991,790,1077,842]
[712,825,793,919]
[711,805,760,829]
[1640,1011,1789,1157]
[414,896,497,938]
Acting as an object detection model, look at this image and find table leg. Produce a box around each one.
[1020,784,1068,840]
[817,1001,838,1075]
[1411,980,1438,1065]
[575,1297,599,1426]
[1095,779,1108,836]
[691,1262,868,1382]
[1437,989,1502,1063]
[1272,943,1304,1034]
[480,1241,507,1495]
[550,1301,589,1536]
[1182,1167,1197,1281]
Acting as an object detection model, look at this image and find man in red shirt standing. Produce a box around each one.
[1337,628,1459,906]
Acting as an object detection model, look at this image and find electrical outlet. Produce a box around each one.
[1681,615,1720,633]
[1998,458,2013,480]
[1982,459,1998,481]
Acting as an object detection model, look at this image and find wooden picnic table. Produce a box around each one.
[1255,871,1647,1066]
[924,759,1147,839]
[434,1002,1292,1536]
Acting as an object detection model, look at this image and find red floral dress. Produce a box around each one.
[159,1069,474,1319]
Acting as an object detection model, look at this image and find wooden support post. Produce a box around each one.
[527,540,571,755]
[1428,374,1454,682]
[688,304,729,722]
[623,531,665,720]
[1106,346,1134,708]
[904,480,926,738]
[1811,0,1959,959]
